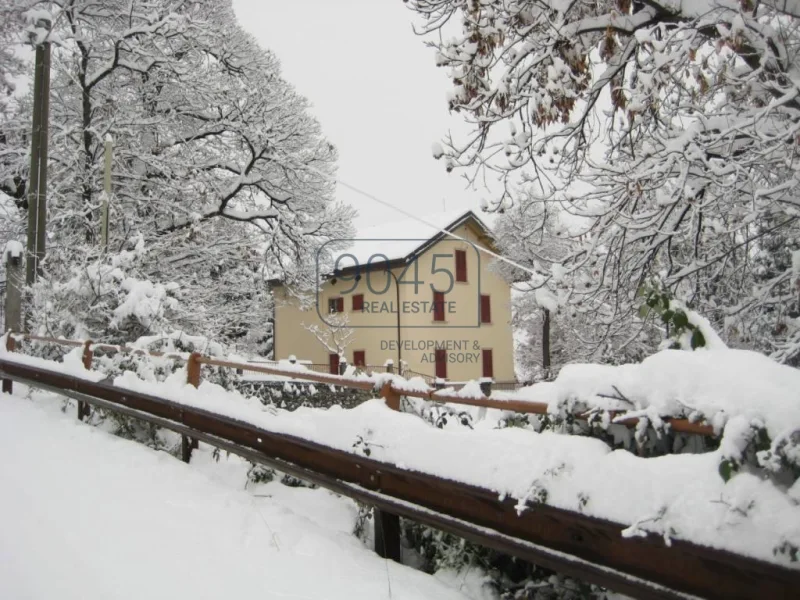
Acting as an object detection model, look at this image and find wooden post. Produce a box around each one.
[2,335,15,394]
[186,352,202,388]
[4,244,23,336]
[375,380,402,562]
[3,244,23,394]
[77,340,93,420]
[385,360,394,374]
[479,378,492,397]
[182,352,202,461]
[379,381,400,412]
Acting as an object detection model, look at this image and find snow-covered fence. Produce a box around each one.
[2,333,718,439]
[0,344,798,599]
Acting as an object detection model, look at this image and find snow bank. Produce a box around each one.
[103,365,800,568]
[504,348,800,441]
[6,347,800,568]
[0,394,470,600]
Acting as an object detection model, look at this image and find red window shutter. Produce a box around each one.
[329,353,340,375]
[433,291,445,322]
[336,297,344,313]
[352,294,364,311]
[435,348,447,379]
[480,295,491,323]
[482,349,494,379]
[353,350,366,367]
[455,250,467,282]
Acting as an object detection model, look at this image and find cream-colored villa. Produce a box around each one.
[271,210,515,383]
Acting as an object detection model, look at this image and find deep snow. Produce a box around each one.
[0,391,474,600]
[2,344,799,571]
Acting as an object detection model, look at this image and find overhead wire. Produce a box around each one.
[272,148,541,278]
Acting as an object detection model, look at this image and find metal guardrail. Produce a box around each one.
[400,368,436,385]
[0,353,797,599]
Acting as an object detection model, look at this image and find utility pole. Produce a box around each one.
[25,18,52,285]
[100,134,112,250]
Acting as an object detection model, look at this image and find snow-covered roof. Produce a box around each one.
[341,209,493,270]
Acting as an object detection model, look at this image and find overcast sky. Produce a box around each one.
[232,0,484,229]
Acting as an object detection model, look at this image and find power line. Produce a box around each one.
[275,150,539,278]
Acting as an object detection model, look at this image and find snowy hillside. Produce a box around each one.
[0,391,477,600]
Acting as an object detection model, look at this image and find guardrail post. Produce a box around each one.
[77,340,93,420]
[182,352,202,461]
[375,381,402,562]
[2,334,16,394]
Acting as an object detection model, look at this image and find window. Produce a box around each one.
[352,293,364,311]
[353,350,366,367]
[455,249,467,282]
[435,348,447,379]
[482,349,494,379]
[329,353,340,375]
[480,295,491,324]
[328,297,344,313]
[433,290,445,322]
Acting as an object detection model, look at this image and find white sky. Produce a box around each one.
[232,0,485,229]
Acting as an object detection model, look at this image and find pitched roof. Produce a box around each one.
[343,209,493,269]
[269,209,495,286]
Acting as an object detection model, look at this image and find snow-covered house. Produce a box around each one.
[271,210,516,383]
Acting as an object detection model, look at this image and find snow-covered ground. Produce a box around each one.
[2,343,799,570]
[0,391,480,600]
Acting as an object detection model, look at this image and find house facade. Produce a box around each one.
[271,210,515,383]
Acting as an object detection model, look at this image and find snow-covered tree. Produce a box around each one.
[410,0,800,363]
[0,3,28,226]
[493,193,653,378]
[3,0,354,351]
[303,313,354,362]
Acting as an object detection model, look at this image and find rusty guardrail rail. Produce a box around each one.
[0,339,797,599]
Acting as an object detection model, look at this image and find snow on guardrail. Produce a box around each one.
[2,339,798,570]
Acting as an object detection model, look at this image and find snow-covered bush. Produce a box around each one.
[2,0,355,357]
[25,236,178,344]
[401,396,474,430]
